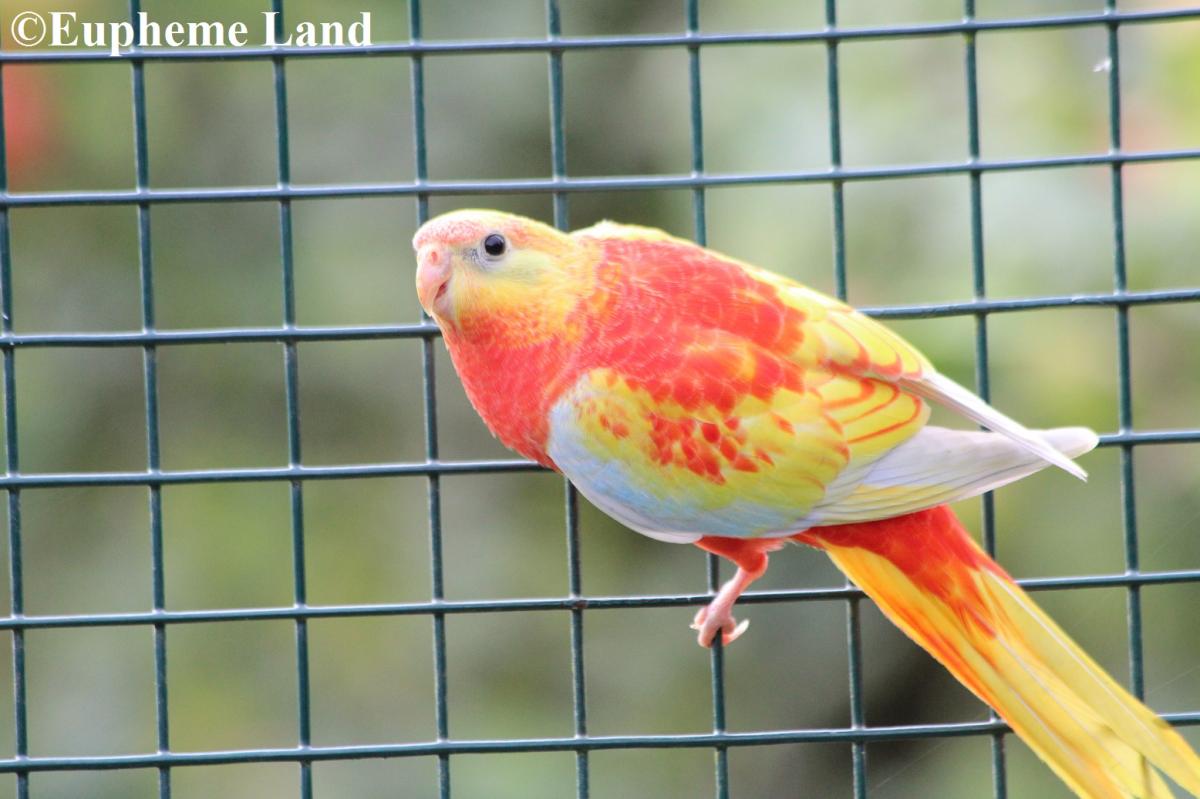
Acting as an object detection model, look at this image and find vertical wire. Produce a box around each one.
[128,2,171,795]
[544,3,587,795]
[407,3,450,795]
[547,0,569,231]
[0,52,28,799]
[564,483,588,799]
[962,3,1007,793]
[825,0,848,302]
[824,2,865,795]
[684,3,728,796]
[268,5,312,796]
[686,0,707,244]
[1103,2,1144,702]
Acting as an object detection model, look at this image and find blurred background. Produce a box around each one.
[1,0,1198,797]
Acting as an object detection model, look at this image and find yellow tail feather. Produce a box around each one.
[800,507,1200,799]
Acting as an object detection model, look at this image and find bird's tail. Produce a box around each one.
[795,506,1200,799]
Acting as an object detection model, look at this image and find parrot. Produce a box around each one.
[413,208,1200,799]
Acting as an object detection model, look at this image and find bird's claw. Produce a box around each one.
[691,605,750,647]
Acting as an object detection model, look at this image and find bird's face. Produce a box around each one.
[413,209,590,342]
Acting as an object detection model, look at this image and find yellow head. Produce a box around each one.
[413,209,593,344]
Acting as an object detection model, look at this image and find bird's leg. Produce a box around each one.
[691,536,784,647]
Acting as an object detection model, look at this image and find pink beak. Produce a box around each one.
[415,245,452,315]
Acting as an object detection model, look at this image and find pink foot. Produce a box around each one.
[690,539,774,648]
[691,602,750,647]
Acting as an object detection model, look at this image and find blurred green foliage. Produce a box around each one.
[0,0,1198,797]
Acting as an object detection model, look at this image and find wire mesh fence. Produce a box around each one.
[1,1,1199,797]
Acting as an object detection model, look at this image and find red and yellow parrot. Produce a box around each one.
[413,209,1200,798]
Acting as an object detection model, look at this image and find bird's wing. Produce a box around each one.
[583,224,1085,479]
[748,267,1089,480]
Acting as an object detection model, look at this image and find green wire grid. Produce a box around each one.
[1,1,1199,798]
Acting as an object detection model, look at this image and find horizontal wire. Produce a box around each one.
[1,565,1197,630]
[0,710,1197,773]
[0,425,1191,490]
[0,288,1195,348]
[4,147,1200,207]
[1,6,1197,64]
[0,459,540,488]
[0,426,1192,489]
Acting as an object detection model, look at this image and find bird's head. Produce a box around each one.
[413,209,592,343]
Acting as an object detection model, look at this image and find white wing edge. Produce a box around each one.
[902,371,1093,481]
[805,425,1099,526]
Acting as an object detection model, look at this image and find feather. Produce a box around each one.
[903,371,1089,481]
[809,425,1098,524]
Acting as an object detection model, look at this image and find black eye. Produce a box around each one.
[482,233,507,258]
